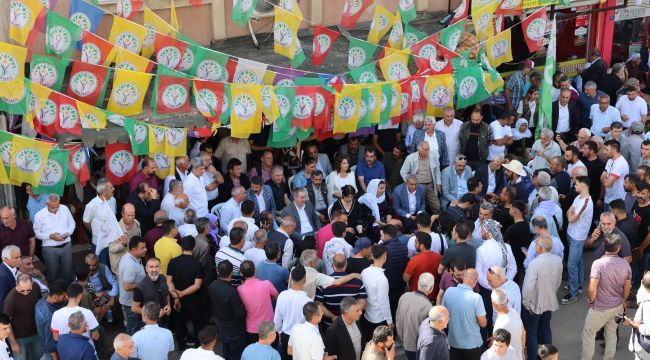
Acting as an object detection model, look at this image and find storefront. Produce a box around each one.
[612,0,650,64]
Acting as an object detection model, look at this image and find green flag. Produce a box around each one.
[439,19,464,51]
[220,83,231,125]
[403,24,427,48]
[39,148,69,196]
[357,89,371,129]
[537,18,556,138]
[175,33,200,74]
[454,65,490,109]
[380,83,393,125]
[271,86,295,143]
[191,47,232,82]
[398,0,417,24]
[349,62,378,84]
[30,53,70,92]
[232,0,260,26]
[124,118,149,155]
[451,49,472,70]
[0,78,29,116]
[348,38,378,70]
[294,77,327,86]
[290,43,306,68]
[46,11,82,59]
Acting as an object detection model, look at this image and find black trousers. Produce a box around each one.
[450,347,482,360]
[174,300,207,350]
[279,332,292,360]
[360,316,387,346]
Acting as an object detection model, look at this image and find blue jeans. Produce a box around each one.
[14,335,42,360]
[522,310,552,360]
[567,235,585,297]
[122,305,143,335]
[221,333,247,360]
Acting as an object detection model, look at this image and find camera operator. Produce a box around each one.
[623,271,650,359]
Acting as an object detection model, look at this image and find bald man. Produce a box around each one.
[0,207,35,258]
[109,204,141,274]
[417,306,450,360]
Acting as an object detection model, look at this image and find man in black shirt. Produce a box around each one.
[611,200,638,251]
[439,221,476,274]
[208,260,246,359]
[581,140,605,209]
[503,201,533,284]
[132,257,170,323]
[167,236,205,351]
[346,237,372,275]
[266,166,291,212]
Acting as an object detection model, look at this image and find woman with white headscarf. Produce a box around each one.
[511,118,532,159]
[358,179,392,227]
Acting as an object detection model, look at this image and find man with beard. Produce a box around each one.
[601,140,630,212]
[564,145,585,176]
[130,158,159,192]
[581,141,605,203]
[131,257,171,324]
[502,160,529,203]
[585,212,632,263]
[632,183,650,288]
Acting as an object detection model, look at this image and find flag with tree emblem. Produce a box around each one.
[379,50,410,81]
[271,86,295,142]
[29,53,69,92]
[312,26,340,65]
[522,8,547,52]
[76,100,106,130]
[9,134,53,187]
[232,0,260,26]
[485,28,513,67]
[340,0,373,29]
[497,0,523,16]
[367,4,395,44]
[0,131,14,185]
[403,24,427,49]
[30,81,57,138]
[292,87,317,129]
[39,148,69,195]
[439,19,464,51]
[55,94,82,136]
[45,11,82,58]
[154,33,188,70]
[472,2,497,41]
[107,69,153,116]
[116,0,143,19]
[454,65,489,109]
[108,16,147,55]
[230,84,264,138]
[538,18,556,137]
[142,6,177,58]
[410,35,438,72]
[234,59,267,85]
[0,78,29,117]
[148,124,165,155]
[424,73,455,117]
[398,0,417,24]
[347,38,377,70]
[9,0,46,46]
[64,143,90,185]
[67,60,111,107]
[114,47,154,73]
[81,30,116,66]
[0,42,27,101]
[69,0,104,34]
[274,7,301,60]
[191,47,236,82]
[152,75,191,115]
[105,142,138,186]
[193,79,228,123]
[387,12,404,49]
[123,118,149,155]
[333,86,362,133]
[164,127,187,157]
[349,62,378,84]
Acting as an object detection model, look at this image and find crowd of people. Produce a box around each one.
[0,48,649,360]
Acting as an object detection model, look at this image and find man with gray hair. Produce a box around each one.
[288,302,325,360]
[220,186,246,234]
[178,208,199,238]
[143,210,168,259]
[530,128,561,171]
[0,206,35,259]
[268,215,297,269]
[487,266,521,323]
[163,155,190,195]
[193,217,213,284]
[577,80,604,127]
[491,288,525,360]
[242,321,281,360]
[586,211,633,262]
[244,229,269,266]
[396,273,435,360]
[590,94,622,137]
[526,216,565,267]
[111,333,136,360]
[416,306,450,360]
[4,273,41,359]
[160,179,187,225]
[441,155,473,208]
[83,178,121,265]
[227,200,260,249]
[183,156,209,217]
[471,202,494,248]
[528,170,558,213]
[300,250,359,300]
[529,188,563,238]
[132,302,174,360]
[325,296,364,360]
[109,203,140,274]
[55,311,96,360]
[281,187,321,241]
[199,150,224,209]
[400,141,442,214]
[33,194,75,283]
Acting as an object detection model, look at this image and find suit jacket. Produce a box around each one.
[581,58,607,86]
[409,129,449,168]
[245,186,277,217]
[0,264,15,310]
[441,165,473,208]
[218,174,251,204]
[280,201,321,235]
[392,183,425,218]
[400,152,442,190]
[325,316,363,360]
[476,164,505,195]
[551,100,578,133]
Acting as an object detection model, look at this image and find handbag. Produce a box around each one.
[634,300,650,352]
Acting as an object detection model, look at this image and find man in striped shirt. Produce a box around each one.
[215,227,247,286]
[316,254,367,329]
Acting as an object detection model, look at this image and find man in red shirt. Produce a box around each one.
[403,232,442,300]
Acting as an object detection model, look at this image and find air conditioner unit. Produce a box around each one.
[252,0,280,18]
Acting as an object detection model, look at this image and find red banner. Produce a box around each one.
[398,81,413,123]
[292,86,317,129]
[409,77,426,114]
[411,36,440,73]
[55,94,82,136]
[193,79,227,122]
[67,61,110,107]
[340,0,373,29]
[64,144,90,185]
[155,75,191,115]
[497,0,523,17]
[522,8,547,52]
[81,30,115,66]
[451,0,468,24]
[154,33,189,70]
[313,88,334,131]
[105,142,138,186]
[33,94,58,138]
[312,26,341,65]
[117,0,143,19]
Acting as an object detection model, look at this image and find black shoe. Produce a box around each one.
[560,294,577,305]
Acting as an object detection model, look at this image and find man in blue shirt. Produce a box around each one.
[441,268,487,360]
[56,311,98,360]
[577,81,605,129]
[242,321,281,360]
[132,302,174,360]
[35,280,66,360]
[256,241,290,294]
[85,253,118,322]
[355,147,385,193]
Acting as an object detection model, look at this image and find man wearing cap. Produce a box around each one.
[416,306,450,360]
[616,85,648,128]
[441,155,473,209]
[502,160,530,203]
[505,61,532,112]
[347,238,373,274]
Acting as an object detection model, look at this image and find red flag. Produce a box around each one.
[105,142,138,186]
[313,88,334,131]
[154,33,189,70]
[192,79,227,123]
[67,61,110,107]
[117,0,143,19]
[411,36,440,73]
[450,0,468,24]
[292,87,316,129]
[376,41,390,62]
[398,81,412,123]
[428,43,456,74]
[155,75,191,115]
[522,8,547,52]
[64,143,90,185]
[312,26,341,65]
[189,0,202,6]
[328,76,344,93]
[409,77,426,114]
[340,0,373,29]
[81,30,115,66]
[33,93,57,138]
[55,94,82,136]
[497,0,524,17]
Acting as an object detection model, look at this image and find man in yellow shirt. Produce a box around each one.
[154,219,182,274]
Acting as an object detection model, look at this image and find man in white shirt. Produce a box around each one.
[183,157,209,217]
[616,85,647,128]
[33,194,76,283]
[244,229,268,266]
[488,112,513,161]
[361,244,393,344]
[179,325,223,360]
[221,187,248,235]
[163,156,190,195]
[51,283,100,344]
[178,209,199,238]
[160,179,187,225]
[436,107,463,166]
[287,302,325,360]
[491,289,525,360]
[601,139,629,208]
[322,221,354,274]
[200,151,224,209]
[83,178,121,266]
[590,95,622,137]
[0,313,13,360]
[275,266,312,360]
[486,266,521,324]
[564,145,586,176]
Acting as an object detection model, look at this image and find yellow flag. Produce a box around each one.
[333,86,362,134]
[389,81,402,118]
[273,7,301,60]
[148,124,166,154]
[151,152,174,179]
[485,70,504,94]
[114,47,153,73]
[9,0,45,45]
[379,50,411,81]
[280,0,303,20]
[28,81,52,120]
[107,69,153,116]
[367,5,395,44]
[76,100,106,130]
[9,134,52,187]
[0,42,27,100]
[142,7,176,58]
[387,12,404,50]
[261,85,281,124]
[485,28,513,67]
[472,2,497,41]
[230,84,264,138]
[367,83,382,124]
[0,159,8,185]
[471,0,498,14]
[164,127,187,157]
[170,0,180,31]
[109,16,147,55]
[425,73,455,117]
